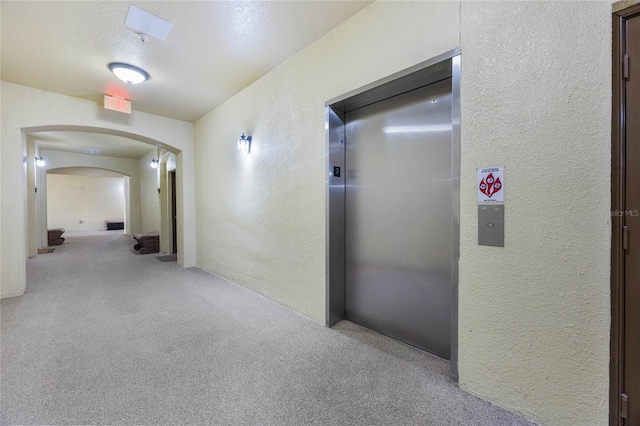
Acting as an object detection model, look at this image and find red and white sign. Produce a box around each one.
[104,95,132,114]
[478,167,504,203]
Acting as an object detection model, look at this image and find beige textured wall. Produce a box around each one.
[0,81,196,299]
[458,2,611,424]
[139,150,161,233]
[195,0,460,324]
[194,1,611,425]
[47,174,125,231]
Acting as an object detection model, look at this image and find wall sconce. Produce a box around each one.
[237,133,252,153]
[35,156,45,167]
[151,158,159,168]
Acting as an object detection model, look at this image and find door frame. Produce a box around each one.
[611,4,640,424]
[170,170,177,254]
[324,48,461,381]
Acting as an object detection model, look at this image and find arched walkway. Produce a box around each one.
[26,127,181,263]
[1,82,196,300]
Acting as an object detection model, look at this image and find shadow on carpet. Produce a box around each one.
[37,248,55,254]
[156,254,177,262]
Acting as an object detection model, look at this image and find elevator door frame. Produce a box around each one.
[325,48,461,381]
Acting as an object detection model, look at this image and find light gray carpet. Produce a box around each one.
[1,233,535,426]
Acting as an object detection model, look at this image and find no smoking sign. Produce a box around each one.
[478,167,504,203]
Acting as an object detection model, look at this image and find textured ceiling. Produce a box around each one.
[1,0,372,123]
[48,167,126,178]
[36,131,156,160]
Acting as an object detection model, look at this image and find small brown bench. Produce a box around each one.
[48,228,65,246]
[105,220,124,230]
[133,232,159,254]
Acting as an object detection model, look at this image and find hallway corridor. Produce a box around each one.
[1,233,533,425]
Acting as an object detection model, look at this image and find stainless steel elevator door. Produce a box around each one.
[345,80,453,359]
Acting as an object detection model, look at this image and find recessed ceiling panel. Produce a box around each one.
[125,5,173,41]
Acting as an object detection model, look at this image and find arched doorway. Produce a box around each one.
[45,166,129,240]
[1,84,195,300]
[23,126,183,265]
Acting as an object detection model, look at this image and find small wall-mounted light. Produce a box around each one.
[35,156,45,167]
[151,158,159,169]
[237,133,252,153]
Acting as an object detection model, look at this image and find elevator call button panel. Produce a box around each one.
[478,204,504,247]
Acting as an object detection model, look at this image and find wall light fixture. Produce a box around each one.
[237,133,252,153]
[35,156,46,167]
[151,158,159,168]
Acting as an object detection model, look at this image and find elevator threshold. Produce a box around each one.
[331,319,451,364]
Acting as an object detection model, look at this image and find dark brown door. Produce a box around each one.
[624,13,640,425]
[613,6,640,425]
[170,170,177,254]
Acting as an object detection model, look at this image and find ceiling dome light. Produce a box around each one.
[108,62,149,84]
